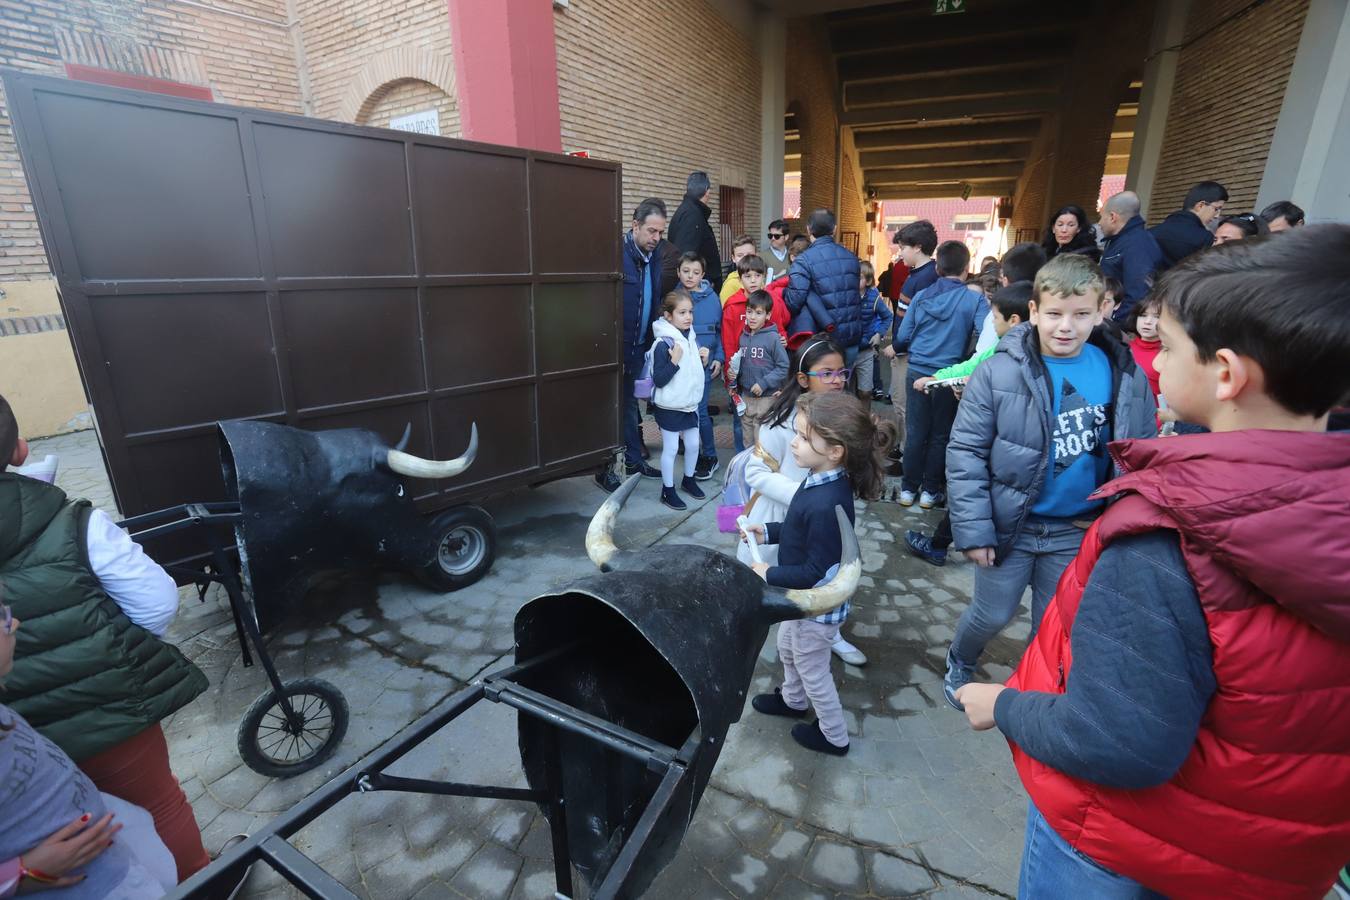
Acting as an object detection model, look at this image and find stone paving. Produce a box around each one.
[29,427,1033,899]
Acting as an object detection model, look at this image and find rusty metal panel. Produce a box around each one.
[3,70,622,517]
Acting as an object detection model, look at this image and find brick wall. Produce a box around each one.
[0,0,303,280]
[1149,0,1309,217]
[553,0,762,251]
[361,78,459,135]
[785,16,838,225]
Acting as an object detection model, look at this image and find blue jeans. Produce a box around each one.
[731,404,745,453]
[901,374,956,494]
[950,517,1083,666]
[696,368,715,458]
[622,371,643,466]
[1020,803,1165,898]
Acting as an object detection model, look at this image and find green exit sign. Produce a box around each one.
[934,0,966,13]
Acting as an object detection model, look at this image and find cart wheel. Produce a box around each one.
[237,678,349,778]
[419,505,496,592]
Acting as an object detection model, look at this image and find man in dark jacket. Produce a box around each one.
[605,198,672,490]
[667,172,724,293]
[1098,191,1163,321]
[1149,180,1227,270]
[783,208,864,358]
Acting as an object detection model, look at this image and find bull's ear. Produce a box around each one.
[394,423,412,452]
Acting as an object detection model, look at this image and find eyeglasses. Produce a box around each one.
[1,603,13,636]
[805,368,852,383]
[767,232,786,239]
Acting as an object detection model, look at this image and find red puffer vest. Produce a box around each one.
[1007,430,1350,899]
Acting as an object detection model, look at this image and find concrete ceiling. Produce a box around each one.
[809,0,1127,200]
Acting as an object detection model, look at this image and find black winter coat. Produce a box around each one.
[668,193,724,291]
[1149,210,1212,271]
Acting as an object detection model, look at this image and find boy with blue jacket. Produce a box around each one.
[892,240,985,508]
[676,251,724,480]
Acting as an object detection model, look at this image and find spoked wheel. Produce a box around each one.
[237,678,349,778]
[418,505,497,592]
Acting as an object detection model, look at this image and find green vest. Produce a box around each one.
[0,473,207,761]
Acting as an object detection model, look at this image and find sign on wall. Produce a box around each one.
[390,108,440,136]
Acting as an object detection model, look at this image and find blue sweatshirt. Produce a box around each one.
[859,287,893,347]
[994,530,1217,789]
[891,276,985,376]
[764,474,856,590]
[688,279,724,363]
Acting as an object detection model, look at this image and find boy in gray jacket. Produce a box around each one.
[735,290,790,446]
[942,254,1156,710]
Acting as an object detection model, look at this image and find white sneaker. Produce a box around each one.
[919,491,938,509]
[831,638,867,666]
[898,490,916,507]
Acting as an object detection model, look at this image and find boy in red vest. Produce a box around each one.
[955,226,1350,899]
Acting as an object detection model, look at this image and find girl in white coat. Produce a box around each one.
[738,335,870,665]
[649,291,707,511]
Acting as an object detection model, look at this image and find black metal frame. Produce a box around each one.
[166,648,700,899]
[116,503,309,738]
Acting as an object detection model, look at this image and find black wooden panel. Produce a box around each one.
[431,385,537,486]
[414,145,529,275]
[531,159,619,274]
[90,292,282,433]
[281,288,424,410]
[33,91,259,280]
[254,123,414,277]
[127,433,230,512]
[424,285,533,389]
[539,372,616,465]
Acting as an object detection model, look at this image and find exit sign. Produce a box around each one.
[934,0,966,13]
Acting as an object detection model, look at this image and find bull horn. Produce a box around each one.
[386,423,478,479]
[778,505,861,617]
[586,473,641,570]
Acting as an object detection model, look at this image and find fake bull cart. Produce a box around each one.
[4,71,626,778]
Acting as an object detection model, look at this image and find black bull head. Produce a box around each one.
[513,475,859,896]
[217,419,477,632]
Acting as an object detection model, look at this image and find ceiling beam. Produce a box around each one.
[861,143,1032,170]
[854,120,1043,151]
[842,93,1056,127]
[1106,137,1132,158]
[875,181,1018,201]
[838,41,1069,85]
[831,10,1078,56]
[867,162,1025,185]
[845,68,1061,109]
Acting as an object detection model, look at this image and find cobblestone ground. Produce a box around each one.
[30,427,1032,899]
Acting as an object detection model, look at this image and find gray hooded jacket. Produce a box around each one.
[946,322,1157,560]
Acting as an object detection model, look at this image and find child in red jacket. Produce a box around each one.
[955,226,1350,899]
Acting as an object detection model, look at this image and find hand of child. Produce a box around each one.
[954,683,1006,731]
[751,562,770,580]
[881,345,897,359]
[699,346,710,364]
[670,343,683,363]
[750,384,763,397]
[779,334,787,347]
[19,812,121,890]
[709,360,722,379]
[913,376,935,392]
[740,523,767,543]
[964,547,996,567]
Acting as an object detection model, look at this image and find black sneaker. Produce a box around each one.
[887,445,902,461]
[594,470,621,493]
[871,389,884,401]
[693,455,720,481]
[625,461,660,478]
[660,486,687,510]
[681,476,706,500]
[883,394,893,405]
[751,688,807,718]
[791,720,848,756]
[904,530,947,567]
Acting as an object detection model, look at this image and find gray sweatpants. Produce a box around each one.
[778,619,848,747]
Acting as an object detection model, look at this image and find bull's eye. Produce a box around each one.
[396,484,405,497]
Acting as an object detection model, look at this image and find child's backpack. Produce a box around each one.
[633,336,674,399]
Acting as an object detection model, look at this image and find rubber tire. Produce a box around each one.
[237,678,349,779]
[418,505,496,593]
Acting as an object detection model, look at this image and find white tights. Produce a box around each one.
[660,427,700,488]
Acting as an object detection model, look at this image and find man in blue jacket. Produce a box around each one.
[1149,180,1227,271]
[783,209,864,358]
[601,198,669,491]
[1098,191,1163,322]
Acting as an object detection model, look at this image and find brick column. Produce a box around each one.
[444,0,562,152]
